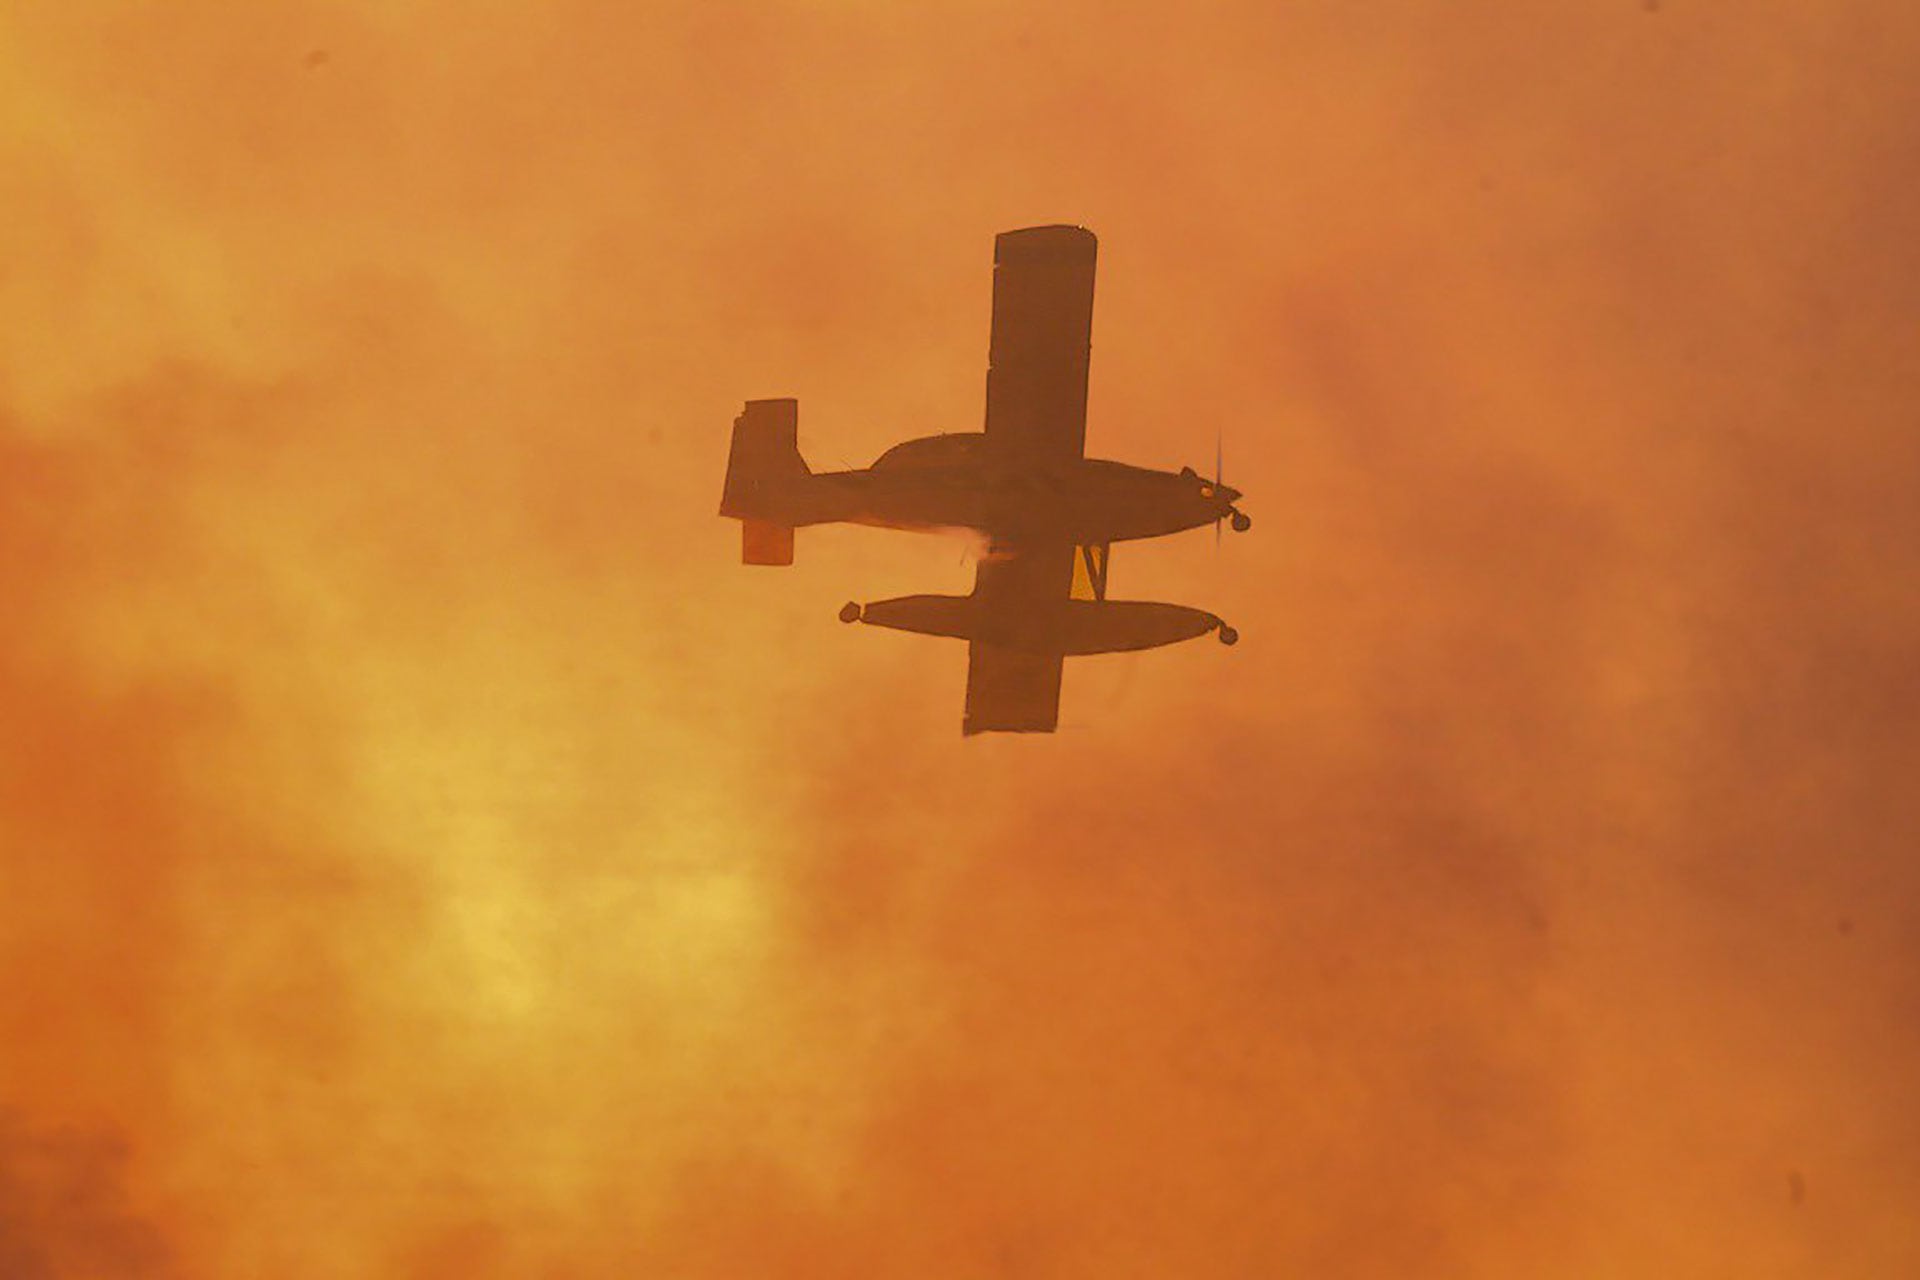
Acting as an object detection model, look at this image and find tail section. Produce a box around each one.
[740,519,794,566]
[721,398,810,565]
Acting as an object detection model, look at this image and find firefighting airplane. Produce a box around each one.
[720,225,1250,735]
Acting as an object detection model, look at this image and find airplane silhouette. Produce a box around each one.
[721,224,1250,735]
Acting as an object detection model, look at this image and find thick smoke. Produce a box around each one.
[0,1112,172,1279]
[1,1,1917,1275]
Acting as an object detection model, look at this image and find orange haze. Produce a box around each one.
[3,2,1918,1275]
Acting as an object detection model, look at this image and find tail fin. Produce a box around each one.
[721,399,810,564]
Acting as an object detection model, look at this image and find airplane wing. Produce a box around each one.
[963,540,1074,735]
[983,226,1098,469]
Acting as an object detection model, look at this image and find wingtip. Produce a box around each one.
[994,225,1097,261]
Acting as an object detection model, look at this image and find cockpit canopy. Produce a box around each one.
[872,433,988,470]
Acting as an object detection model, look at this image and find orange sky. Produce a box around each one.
[3,2,1918,1275]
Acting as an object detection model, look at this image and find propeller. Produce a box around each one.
[1209,427,1252,538]
[1213,427,1224,546]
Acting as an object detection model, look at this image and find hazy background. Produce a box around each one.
[2,2,1916,1275]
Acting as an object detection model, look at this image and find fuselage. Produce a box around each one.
[783,433,1239,545]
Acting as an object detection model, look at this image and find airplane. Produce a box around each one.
[721,224,1250,735]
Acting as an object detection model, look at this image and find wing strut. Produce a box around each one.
[1071,543,1110,601]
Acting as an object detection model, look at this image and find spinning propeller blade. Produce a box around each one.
[1213,427,1224,546]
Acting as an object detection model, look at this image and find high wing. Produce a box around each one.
[963,540,1074,735]
[983,226,1098,469]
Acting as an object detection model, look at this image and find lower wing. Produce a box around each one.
[964,643,1063,735]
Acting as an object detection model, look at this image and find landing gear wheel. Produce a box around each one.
[1230,510,1252,533]
[838,602,863,624]
[1218,624,1239,646]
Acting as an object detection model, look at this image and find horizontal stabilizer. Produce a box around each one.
[741,520,794,566]
[721,398,809,522]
